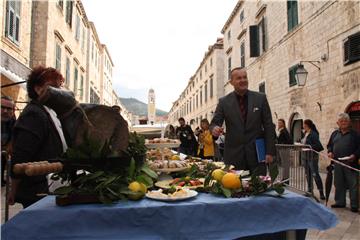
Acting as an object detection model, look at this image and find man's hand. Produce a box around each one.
[328,152,334,159]
[212,126,223,137]
[265,154,273,164]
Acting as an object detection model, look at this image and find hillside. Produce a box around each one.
[119,97,168,116]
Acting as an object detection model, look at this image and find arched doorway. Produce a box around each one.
[289,113,303,143]
[346,101,360,133]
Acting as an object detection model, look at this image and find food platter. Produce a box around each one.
[152,166,189,173]
[155,179,204,189]
[146,189,198,201]
[145,142,180,149]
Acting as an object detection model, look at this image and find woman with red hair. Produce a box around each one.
[8,66,68,208]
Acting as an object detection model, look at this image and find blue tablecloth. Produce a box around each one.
[2,191,337,240]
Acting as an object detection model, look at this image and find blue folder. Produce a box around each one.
[255,138,266,162]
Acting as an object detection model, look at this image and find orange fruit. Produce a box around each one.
[221,173,241,189]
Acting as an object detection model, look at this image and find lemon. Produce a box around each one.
[211,169,226,181]
[127,191,145,200]
[221,173,241,189]
[128,181,147,194]
[171,155,180,160]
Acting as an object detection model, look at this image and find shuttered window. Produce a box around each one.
[81,27,85,51]
[204,81,208,103]
[287,0,298,32]
[55,43,62,71]
[289,65,297,87]
[80,75,84,98]
[210,77,213,98]
[240,10,244,23]
[65,0,73,27]
[75,14,80,40]
[200,87,203,105]
[73,65,78,95]
[344,31,360,65]
[240,41,245,67]
[227,57,232,80]
[5,0,20,45]
[249,25,259,57]
[65,57,71,87]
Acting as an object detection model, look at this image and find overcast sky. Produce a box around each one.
[82,0,237,111]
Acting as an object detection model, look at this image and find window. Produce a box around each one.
[75,14,80,41]
[91,41,94,61]
[57,0,64,9]
[204,81,208,103]
[259,82,265,93]
[240,10,244,23]
[227,30,231,40]
[65,57,71,86]
[5,0,21,44]
[196,94,198,108]
[288,65,297,87]
[210,58,213,67]
[240,41,245,67]
[228,57,232,80]
[205,64,207,73]
[210,77,213,98]
[90,88,100,104]
[80,75,84,98]
[344,31,360,65]
[200,70,202,79]
[249,17,267,57]
[65,0,73,27]
[73,64,78,95]
[81,27,85,51]
[287,0,298,32]
[200,87,203,105]
[189,97,192,113]
[55,43,62,71]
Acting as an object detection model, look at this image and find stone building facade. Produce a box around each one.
[30,0,88,103]
[168,38,225,128]
[221,0,360,145]
[0,0,32,114]
[101,45,114,106]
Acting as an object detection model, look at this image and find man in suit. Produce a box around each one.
[210,67,276,175]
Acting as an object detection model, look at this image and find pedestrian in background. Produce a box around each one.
[277,118,292,183]
[327,113,359,212]
[1,96,16,187]
[301,119,325,200]
[197,119,214,160]
[164,124,177,139]
[176,117,196,156]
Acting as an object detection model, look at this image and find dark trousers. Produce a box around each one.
[178,146,193,156]
[1,151,7,185]
[334,164,359,208]
[304,156,323,192]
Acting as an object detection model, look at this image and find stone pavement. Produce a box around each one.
[1,184,359,239]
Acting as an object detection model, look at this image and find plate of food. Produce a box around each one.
[148,160,189,172]
[146,188,198,201]
[155,177,204,189]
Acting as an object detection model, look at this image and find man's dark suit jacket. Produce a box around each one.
[210,90,275,173]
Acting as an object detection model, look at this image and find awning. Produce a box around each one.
[0,66,27,90]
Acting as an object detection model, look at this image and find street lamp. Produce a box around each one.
[295,61,321,87]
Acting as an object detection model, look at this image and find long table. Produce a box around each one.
[1,190,337,240]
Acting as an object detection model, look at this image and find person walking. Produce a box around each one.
[210,67,276,175]
[301,119,325,200]
[327,113,360,212]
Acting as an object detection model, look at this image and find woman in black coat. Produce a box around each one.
[301,119,325,200]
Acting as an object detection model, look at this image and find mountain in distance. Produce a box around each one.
[119,97,168,117]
